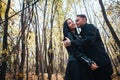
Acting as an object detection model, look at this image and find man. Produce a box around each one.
[64,14,113,80]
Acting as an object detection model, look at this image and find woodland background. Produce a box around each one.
[0,0,120,80]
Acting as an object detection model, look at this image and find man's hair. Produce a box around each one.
[77,14,87,21]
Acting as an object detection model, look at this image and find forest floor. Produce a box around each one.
[6,73,120,80]
[113,76,120,80]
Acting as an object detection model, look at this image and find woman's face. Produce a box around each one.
[67,19,76,30]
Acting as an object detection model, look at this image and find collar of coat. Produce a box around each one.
[80,23,88,30]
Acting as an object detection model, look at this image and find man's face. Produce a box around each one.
[75,16,84,28]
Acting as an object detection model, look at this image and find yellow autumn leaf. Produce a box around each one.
[0,0,15,19]
[0,50,2,54]
[2,49,8,54]
[48,49,53,53]
[1,1,7,18]
[107,11,112,15]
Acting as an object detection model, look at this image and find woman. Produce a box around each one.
[63,18,98,80]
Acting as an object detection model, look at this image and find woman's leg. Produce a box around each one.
[64,62,71,80]
[67,61,91,80]
[69,61,81,80]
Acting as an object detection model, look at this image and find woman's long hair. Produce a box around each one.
[63,18,71,40]
[63,18,78,41]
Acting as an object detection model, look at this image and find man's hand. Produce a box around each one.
[63,37,71,47]
[90,63,99,70]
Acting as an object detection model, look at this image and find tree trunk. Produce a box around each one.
[47,42,54,80]
[35,17,39,75]
[18,2,26,80]
[99,0,120,49]
[83,0,91,23]
[26,28,30,80]
[0,0,2,24]
[0,0,11,80]
[26,46,28,80]
[42,0,48,74]
[47,0,56,80]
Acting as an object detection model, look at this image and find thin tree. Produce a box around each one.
[0,0,11,80]
[35,12,39,76]
[0,0,2,24]
[43,0,47,74]
[18,1,26,80]
[99,0,120,49]
[47,0,56,79]
[83,0,91,23]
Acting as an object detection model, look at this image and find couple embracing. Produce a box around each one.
[63,14,113,80]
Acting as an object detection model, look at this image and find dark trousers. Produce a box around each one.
[92,63,113,80]
[64,61,91,80]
